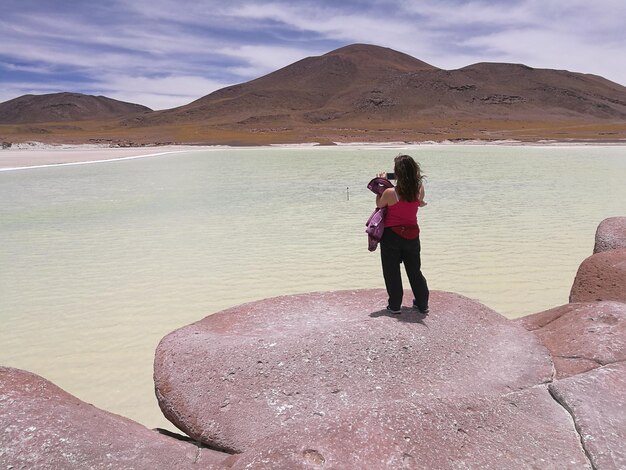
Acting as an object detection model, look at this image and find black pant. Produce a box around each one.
[380,228,429,311]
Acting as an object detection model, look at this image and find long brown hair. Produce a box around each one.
[394,154,423,202]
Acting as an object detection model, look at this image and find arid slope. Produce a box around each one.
[0,92,151,124]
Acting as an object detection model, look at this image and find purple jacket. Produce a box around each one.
[365,177,394,251]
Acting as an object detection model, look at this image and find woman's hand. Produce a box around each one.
[376,171,387,179]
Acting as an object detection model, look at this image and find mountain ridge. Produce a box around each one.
[1,43,625,144]
[0,93,152,124]
[128,43,626,126]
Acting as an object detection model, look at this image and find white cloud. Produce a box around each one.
[0,16,208,74]
[462,28,626,83]
[216,44,316,78]
[0,61,55,74]
[121,0,232,26]
[105,91,199,111]
[94,74,235,109]
[375,0,626,83]
[225,2,442,69]
[0,37,157,73]
[229,2,429,48]
[0,81,82,104]
[399,1,537,28]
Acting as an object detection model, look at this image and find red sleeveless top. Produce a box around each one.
[384,188,421,239]
[385,195,419,227]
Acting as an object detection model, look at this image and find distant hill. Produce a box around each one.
[128,44,437,126]
[126,43,626,129]
[0,93,152,124]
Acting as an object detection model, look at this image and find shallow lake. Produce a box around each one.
[1,144,625,429]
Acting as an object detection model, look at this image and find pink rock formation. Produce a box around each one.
[569,249,626,303]
[549,362,626,470]
[230,387,590,469]
[594,216,626,253]
[154,289,552,453]
[515,301,626,378]
[0,367,230,469]
[5,216,626,468]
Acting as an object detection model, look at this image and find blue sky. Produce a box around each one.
[1,0,625,110]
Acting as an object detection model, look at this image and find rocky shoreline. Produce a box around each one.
[1,217,625,469]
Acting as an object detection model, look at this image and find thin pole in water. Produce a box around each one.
[346,187,350,201]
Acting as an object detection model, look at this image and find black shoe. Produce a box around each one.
[386,306,402,314]
[412,300,429,314]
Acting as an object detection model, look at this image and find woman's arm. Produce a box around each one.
[376,188,395,208]
[418,182,427,207]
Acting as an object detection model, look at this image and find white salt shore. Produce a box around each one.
[0,144,218,171]
[2,140,625,171]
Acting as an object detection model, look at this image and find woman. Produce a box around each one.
[375,154,429,314]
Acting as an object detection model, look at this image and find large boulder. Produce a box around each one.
[569,249,626,303]
[0,367,230,470]
[594,217,626,253]
[230,386,591,469]
[515,301,626,378]
[154,289,552,453]
[549,362,626,470]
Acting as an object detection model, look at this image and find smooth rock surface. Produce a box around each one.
[230,387,591,469]
[569,249,626,303]
[549,362,626,470]
[594,217,626,253]
[154,289,552,452]
[516,302,626,378]
[0,367,230,470]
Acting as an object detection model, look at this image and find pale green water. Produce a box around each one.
[1,145,625,430]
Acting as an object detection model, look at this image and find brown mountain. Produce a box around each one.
[138,44,626,125]
[1,44,626,144]
[127,44,436,126]
[0,92,151,124]
[117,43,626,143]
